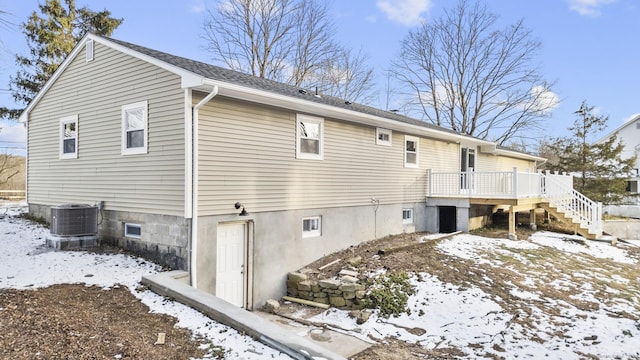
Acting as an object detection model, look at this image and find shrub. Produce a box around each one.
[364,271,416,318]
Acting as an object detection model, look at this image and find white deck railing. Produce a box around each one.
[541,171,602,235]
[427,168,602,235]
[427,168,562,198]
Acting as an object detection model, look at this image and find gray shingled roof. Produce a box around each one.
[106,36,468,137]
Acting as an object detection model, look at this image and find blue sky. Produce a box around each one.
[1,0,638,155]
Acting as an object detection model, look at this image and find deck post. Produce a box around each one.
[426,169,432,196]
[529,209,537,231]
[508,206,517,240]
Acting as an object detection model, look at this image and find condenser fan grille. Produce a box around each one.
[50,204,98,236]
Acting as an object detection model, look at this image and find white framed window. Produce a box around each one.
[376,128,392,146]
[402,209,414,224]
[302,216,322,238]
[86,39,94,62]
[124,223,142,238]
[296,114,324,160]
[59,115,78,159]
[404,135,419,168]
[121,101,148,155]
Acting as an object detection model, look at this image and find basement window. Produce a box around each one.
[302,216,321,238]
[402,209,414,224]
[124,223,142,238]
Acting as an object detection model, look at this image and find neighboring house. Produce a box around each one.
[595,114,640,205]
[18,34,602,309]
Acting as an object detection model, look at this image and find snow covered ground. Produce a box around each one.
[3,201,640,359]
[311,233,640,359]
[0,202,291,360]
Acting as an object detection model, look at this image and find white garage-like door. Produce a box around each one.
[216,222,246,307]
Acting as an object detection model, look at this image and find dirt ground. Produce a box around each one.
[1,213,630,360]
[0,284,211,360]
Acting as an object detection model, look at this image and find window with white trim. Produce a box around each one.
[124,223,142,238]
[376,128,392,146]
[402,209,414,224]
[404,135,419,168]
[302,216,322,238]
[59,115,78,159]
[121,101,148,155]
[296,114,323,160]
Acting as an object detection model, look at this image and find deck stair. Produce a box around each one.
[427,168,604,240]
[539,172,602,240]
[538,202,600,240]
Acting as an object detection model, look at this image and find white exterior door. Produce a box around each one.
[216,223,246,307]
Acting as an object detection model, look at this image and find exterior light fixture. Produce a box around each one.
[234,202,249,216]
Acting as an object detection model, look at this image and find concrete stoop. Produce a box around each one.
[141,271,347,360]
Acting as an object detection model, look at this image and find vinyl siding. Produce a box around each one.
[197,96,461,215]
[27,42,186,216]
[477,152,536,172]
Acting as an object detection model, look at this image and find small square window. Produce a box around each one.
[402,209,414,224]
[124,223,142,238]
[404,135,419,168]
[302,216,322,238]
[59,115,78,159]
[122,101,148,155]
[376,128,392,146]
[296,114,324,160]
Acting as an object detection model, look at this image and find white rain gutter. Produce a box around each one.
[190,85,219,288]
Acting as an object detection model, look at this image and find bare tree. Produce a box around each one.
[202,0,377,103]
[391,0,557,145]
[310,48,376,104]
[286,0,338,86]
[0,154,20,188]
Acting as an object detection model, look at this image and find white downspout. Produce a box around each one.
[190,85,219,288]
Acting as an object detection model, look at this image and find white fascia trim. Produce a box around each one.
[208,78,545,162]
[90,35,206,88]
[18,33,206,123]
[493,148,545,162]
[594,113,640,145]
[204,79,497,148]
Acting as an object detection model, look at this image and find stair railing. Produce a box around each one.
[540,171,602,236]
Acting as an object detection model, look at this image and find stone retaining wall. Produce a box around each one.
[286,271,367,310]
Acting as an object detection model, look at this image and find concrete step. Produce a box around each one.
[142,271,348,360]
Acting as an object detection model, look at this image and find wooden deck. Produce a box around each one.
[427,169,603,240]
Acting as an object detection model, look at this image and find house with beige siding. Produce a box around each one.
[18,34,603,309]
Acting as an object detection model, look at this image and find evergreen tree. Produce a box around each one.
[4,0,122,119]
[547,101,636,204]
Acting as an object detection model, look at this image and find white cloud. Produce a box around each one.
[530,86,560,113]
[0,121,26,154]
[376,0,433,26]
[567,0,616,16]
[190,0,206,13]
